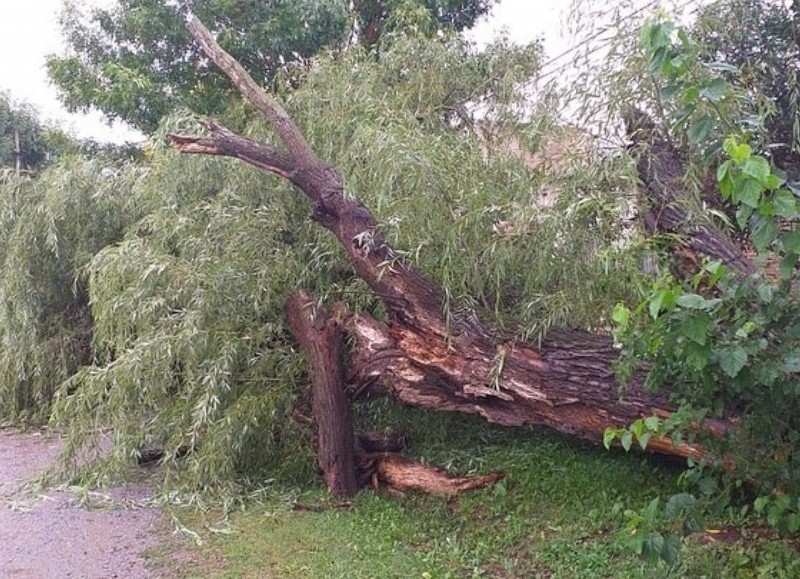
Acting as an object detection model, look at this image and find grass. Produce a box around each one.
[152,403,800,578]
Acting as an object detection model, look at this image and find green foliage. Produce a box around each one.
[0,31,646,491]
[159,409,799,577]
[639,17,744,155]
[608,17,800,560]
[0,157,141,420]
[47,0,495,132]
[0,93,75,171]
[692,0,800,175]
[47,0,352,132]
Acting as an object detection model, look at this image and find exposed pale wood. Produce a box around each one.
[370,454,504,496]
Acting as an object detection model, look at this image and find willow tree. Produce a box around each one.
[0,158,142,419]
[172,12,759,495]
[17,0,762,496]
[34,16,672,490]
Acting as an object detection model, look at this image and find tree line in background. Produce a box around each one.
[2,0,800,565]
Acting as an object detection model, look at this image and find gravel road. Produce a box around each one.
[0,429,167,578]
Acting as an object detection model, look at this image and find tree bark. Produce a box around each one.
[172,15,736,466]
[625,109,756,277]
[286,291,357,498]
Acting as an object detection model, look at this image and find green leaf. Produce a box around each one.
[735,205,753,228]
[687,115,714,144]
[660,84,680,101]
[726,140,751,163]
[676,293,719,310]
[631,419,646,440]
[741,156,771,185]
[686,343,711,371]
[681,314,710,345]
[699,77,726,102]
[660,534,683,566]
[612,303,630,326]
[638,432,653,450]
[620,430,634,452]
[649,46,668,75]
[735,320,758,338]
[704,260,725,284]
[779,252,799,278]
[665,493,697,519]
[773,189,797,218]
[781,349,800,373]
[643,535,665,565]
[603,428,618,450]
[733,178,763,208]
[719,174,733,199]
[644,416,661,431]
[683,87,699,105]
[765,173,783,190]
[718,346,748,377]
[750,215,779,252]
[754,496,770,514]
[716,160,731,183]
[674,103,696,125]
[647,22,671,50]
[649,291,665,319]
[782,230,800,254]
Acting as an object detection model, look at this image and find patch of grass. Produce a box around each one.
[164,404,799,578]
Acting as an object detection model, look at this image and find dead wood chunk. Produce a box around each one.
[374,454,504,496]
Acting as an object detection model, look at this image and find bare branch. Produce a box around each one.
[185,12,320,166]
[169,121,297,182]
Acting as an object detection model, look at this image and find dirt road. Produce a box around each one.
[0,429,166,578]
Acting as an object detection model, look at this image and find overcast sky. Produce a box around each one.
[0,0,569,143]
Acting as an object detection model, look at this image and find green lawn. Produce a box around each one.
[157,405,799,578]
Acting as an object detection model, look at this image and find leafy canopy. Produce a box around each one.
[692,0,800,174]
[607,14,800,558]
[0,93,74,172]
[47,0,496,133]
[0,28,645,490]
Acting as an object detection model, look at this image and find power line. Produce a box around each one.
[535,0,702,81]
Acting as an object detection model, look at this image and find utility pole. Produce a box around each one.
[13,127,21,177]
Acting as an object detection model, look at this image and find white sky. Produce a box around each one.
[0,0,570,144]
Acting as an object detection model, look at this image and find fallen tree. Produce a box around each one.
[169,14,746,495]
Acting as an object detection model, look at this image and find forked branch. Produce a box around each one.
[186,13,318,165]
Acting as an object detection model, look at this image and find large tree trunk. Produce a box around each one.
[625,110,756,277]
[171,15,742,483]
[286,290,357,497]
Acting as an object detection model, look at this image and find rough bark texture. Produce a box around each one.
[625,110,756,277]
[286,291,357,497]
[172,15,737,467]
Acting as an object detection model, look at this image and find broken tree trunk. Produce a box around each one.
[625,109,756,277]
[286,292,504,497]
[171,14,736,468]
[286,291,357,497]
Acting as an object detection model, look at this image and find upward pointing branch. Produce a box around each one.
[185,12,319,165]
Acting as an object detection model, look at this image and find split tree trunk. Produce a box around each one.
[171,15,746,485]
[286,291,357,497]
